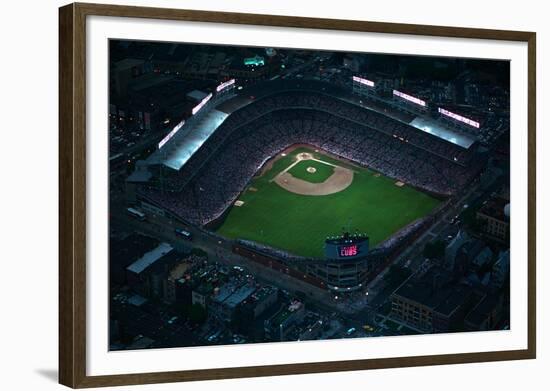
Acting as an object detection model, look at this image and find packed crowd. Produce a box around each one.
[138,91,481,226]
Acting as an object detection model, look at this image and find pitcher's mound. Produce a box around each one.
[306,167,317,173]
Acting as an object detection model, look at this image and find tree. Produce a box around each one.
[190,247,208,258]
[187,303,207,324]
[383,265,411,286]
[461,206,482,231]
[423,240,446,260]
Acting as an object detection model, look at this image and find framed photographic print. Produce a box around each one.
[59,2,536,388]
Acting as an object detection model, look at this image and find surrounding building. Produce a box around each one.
[241,285,279,319]
[477,197,510,242]
[264,300,305,341]
[464,293,505,331]
[210,282,257,323]
[125,242,183,298]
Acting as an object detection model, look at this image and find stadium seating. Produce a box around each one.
[138,91,480,226]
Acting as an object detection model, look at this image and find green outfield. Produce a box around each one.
[216,147,442,258]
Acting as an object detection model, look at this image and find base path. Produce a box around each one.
[274,165,354,196]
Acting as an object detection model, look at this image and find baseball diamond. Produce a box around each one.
[216,146,441,258]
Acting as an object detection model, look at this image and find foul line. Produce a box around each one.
[272,154,339,182]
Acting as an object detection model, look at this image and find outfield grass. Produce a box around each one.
[217,147,441,258]
[287,159,335,183]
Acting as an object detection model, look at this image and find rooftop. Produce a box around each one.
[223,284,257,309]
[460,239,489,260]
[126,161,153,183]
[194,282,214,296]
[211,283,239,304]
[145,108,229,171]
[168,261,193,280]
[478,196,509,222]
[252,285,277,302]
[186,90,209,102]
[393,268,453,310]
[409,117,476,149]
[126,242,173,274]
[114,58,144,71]
[129,73,175,92]
[271,300,303,326]
[127,294,148,307]
[110,233,159,268]
[465,294,499,327]
[434,285,474,316]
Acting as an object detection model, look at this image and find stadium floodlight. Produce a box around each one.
[393,90,426,107]
[438,107,480,128]
[158,118,185,149]
[216,78,236,93]
[192,92,213,115]
[352,75,375,87]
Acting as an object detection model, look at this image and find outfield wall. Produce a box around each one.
[227,195,452,292]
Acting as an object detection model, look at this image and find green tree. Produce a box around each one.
[191,248,208,258]
[187,303,207,324]
[423,240,446,260]
[461,206,481,231]
[383,265,411,286]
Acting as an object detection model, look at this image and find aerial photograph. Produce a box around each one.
[108,40,510,350]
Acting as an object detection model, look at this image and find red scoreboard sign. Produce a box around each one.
[339,244,358,257]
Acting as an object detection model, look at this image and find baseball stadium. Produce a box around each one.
[217,145,440,259]
[127,79,482,291]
